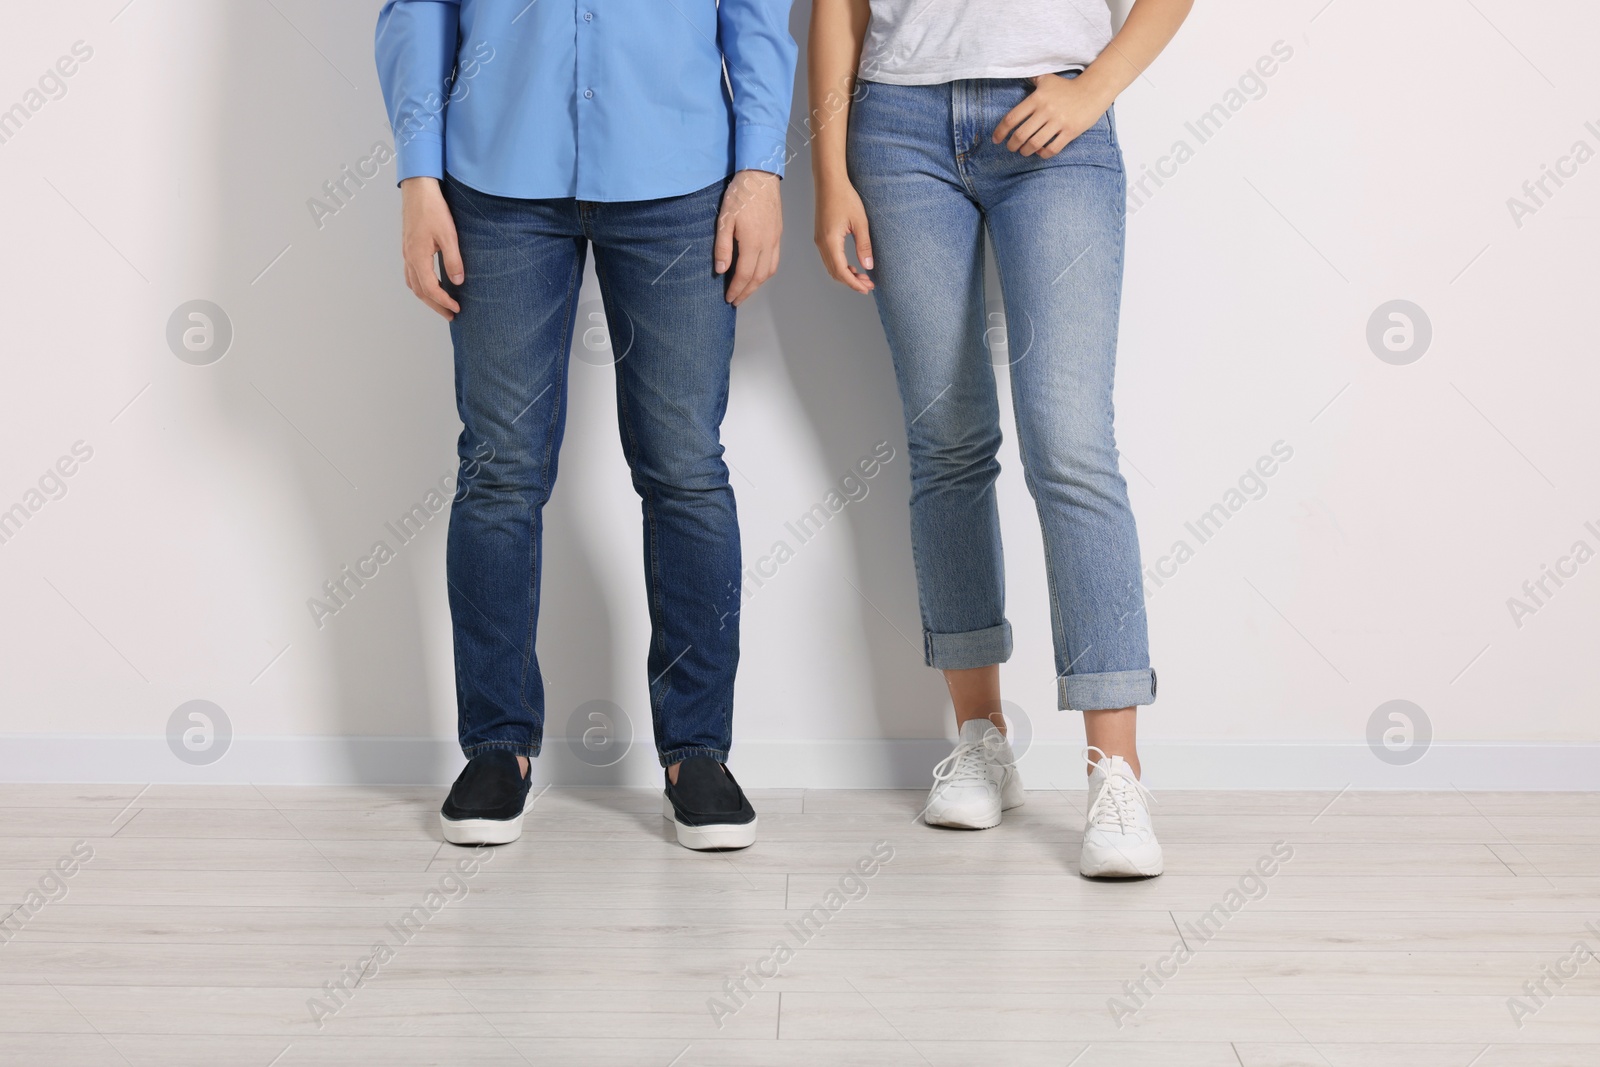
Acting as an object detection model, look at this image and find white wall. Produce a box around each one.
[1,0,1596,787]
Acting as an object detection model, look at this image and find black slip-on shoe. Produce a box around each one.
[440,750,532,845]
[662,757,758,851]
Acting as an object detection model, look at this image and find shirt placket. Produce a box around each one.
[573,0,598,200]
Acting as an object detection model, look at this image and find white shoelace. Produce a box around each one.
[1084,745,1155,834]
[931,727,1012,788]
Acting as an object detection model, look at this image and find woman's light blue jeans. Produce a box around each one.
[848,75,1156,711]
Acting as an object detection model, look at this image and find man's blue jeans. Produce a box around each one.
[848,76,1156,712]
[442,175,741,766]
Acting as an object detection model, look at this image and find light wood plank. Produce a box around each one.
[3,784,1598,1064]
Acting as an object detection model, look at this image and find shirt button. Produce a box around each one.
[584,11,593,20]
[584,89,594,99]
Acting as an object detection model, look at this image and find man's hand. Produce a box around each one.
[401,176,464,320]
[714,170,782,307]
[993,72,1117,158]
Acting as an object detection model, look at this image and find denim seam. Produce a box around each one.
[1025,461,1076,681]
[518,244,582,725]
[948,82,972,199]
[451,589,474,746]
[1108,107,1128,221]
[595,255,670,745]
[716,357,736,750]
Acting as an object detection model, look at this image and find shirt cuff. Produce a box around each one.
[394,131,445,185]
[734,123,790,179]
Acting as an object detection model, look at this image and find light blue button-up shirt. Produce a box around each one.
[375,0,797,203]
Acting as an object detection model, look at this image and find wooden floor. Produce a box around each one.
[2,785,1598,1065]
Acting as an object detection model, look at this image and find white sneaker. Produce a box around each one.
[1079,747,1163,877]
[922,719,1025,829]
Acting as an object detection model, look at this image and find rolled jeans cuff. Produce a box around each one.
[1059,668,1157,711]
[924,621,1013,670]
[658,745,730,769]
[462,739,542,760]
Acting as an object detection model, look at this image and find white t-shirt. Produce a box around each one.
[859,0,1114,84]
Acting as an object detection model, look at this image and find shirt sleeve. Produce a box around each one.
[374,0,461,184]
[717,0,799,178]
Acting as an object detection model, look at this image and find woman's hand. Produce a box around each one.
[993,71,1117,158]
[813,177,875,294]
[400,176,464,321]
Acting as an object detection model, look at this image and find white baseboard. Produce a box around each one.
[1,735,1596,790]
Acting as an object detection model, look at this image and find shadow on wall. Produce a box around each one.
[193,2,613,783]
[194,1,959,782]
[197,1,630,785]
[199,1,447,781]
[763,0,948,742]
[763,0,1133,742]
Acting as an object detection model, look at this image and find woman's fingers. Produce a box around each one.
[1009,111,1056,154]
[817,227,855,290]
[822,223,873,294]
[853,215,874,272]
[813,191,874,294]
[1036,128,1073,159]
[993,99,1035,144]
[1019,119,1067,156]
[822,231,852,286]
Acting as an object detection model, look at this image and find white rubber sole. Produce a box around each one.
[924,801,1002,829]
[925,770,1024,829]
[439,793,529,846]
[662,792,758,850]
[1079,837,1165,878]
